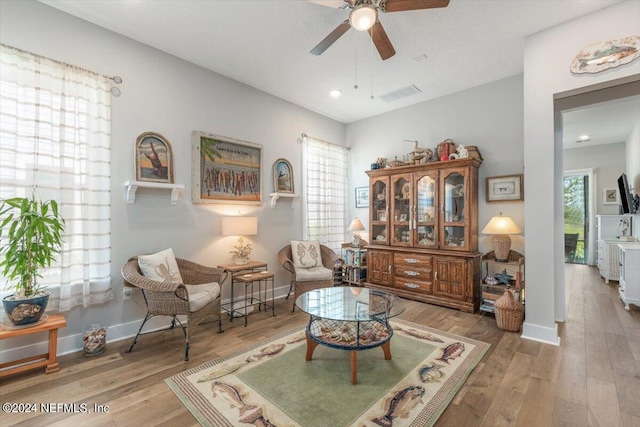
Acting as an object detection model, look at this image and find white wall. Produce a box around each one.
[564,142,626,215]
[523,0,640,344]
[627,118,640,195]
[0,0,346,357]
[626,119,640,239]
[347,74,526,254]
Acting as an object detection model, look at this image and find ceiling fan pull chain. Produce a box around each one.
[354,32,359,90]
[370,29,375,99]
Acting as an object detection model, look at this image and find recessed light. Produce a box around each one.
[329,89,342,98]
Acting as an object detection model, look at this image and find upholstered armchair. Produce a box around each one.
[278,242,341,311]
[121,250,227,361]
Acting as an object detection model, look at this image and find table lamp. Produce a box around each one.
[481,212,521,262]
[348,217,366,247]
[221,216,258,265]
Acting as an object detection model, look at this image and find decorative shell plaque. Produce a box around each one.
[570,36,640,74]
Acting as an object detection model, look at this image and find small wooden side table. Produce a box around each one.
[232,271,276,326]
[0,314,67,378]
[218,261,268,325]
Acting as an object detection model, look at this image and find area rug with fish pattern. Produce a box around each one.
[165,318,489,427]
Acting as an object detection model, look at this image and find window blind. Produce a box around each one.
[0,44,113,311]
[302,137,348,252]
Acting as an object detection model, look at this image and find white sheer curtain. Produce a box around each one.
[302,136,348,252]
[0,44,113,311]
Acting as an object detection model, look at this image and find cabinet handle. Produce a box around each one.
[404,283,419,289]
[404,270,420,276]
[405,258,419,264]
[434,270,438,280]
[388,265,392,273]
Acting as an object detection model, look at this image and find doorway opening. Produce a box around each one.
[563,171,590,264]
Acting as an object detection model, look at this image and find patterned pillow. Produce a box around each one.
[291,241,322,268]
[138,248,183,283]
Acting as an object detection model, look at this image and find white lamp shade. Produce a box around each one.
[221,216,258,236]
[349,4,378,31]
[348,217,366,232]
[481,213,521,235]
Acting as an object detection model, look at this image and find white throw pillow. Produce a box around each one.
[138,248,183,283]
[291,240,322,268]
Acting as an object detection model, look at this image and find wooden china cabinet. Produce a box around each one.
[365,158,482,312]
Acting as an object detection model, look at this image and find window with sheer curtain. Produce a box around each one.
[302,136,348,252]
[0,44,113,311]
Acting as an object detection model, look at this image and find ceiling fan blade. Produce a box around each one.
[310,20,351,56]
[306,0,351,9]
[368,21,396,60]
[380,0,450,13]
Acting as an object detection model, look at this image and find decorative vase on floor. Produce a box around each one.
[2,292,50,326]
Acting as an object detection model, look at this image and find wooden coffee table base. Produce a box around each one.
[305,332,392,385]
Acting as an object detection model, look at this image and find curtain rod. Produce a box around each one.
[298,133,351,150]
[0,43,122,85]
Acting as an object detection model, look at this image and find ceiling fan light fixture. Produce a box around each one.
[349,4,377,31]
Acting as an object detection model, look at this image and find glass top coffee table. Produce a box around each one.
[295,287,406,384]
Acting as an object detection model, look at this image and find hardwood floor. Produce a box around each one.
[2,264,639,426]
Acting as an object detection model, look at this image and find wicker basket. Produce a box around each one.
[494,289,524,332]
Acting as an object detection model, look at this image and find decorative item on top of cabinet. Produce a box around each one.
[364,157,482,313]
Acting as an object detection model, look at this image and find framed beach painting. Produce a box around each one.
[273,158,294,194]
[191,131,262,205]
[486,174,524,202]
[135,132,174,183]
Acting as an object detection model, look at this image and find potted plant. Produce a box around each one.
[0,194,65,326]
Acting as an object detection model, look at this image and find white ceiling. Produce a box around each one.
[39,0,623,124]
[563,96,640,150]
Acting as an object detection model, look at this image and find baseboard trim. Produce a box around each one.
[520,321,561,346]
[1,286,292,365]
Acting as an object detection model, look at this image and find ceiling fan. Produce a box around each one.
[309,0,450,60]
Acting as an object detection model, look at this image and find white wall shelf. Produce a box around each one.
[268,192,299,208]
[124,180,185,205]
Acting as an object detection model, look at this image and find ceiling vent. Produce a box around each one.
[378,84,422,103]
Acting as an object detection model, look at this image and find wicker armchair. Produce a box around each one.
[278,244,341,311]
[121,256,227,361]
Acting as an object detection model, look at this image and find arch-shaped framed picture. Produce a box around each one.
[135,132,174,183]
[273,158,294,194]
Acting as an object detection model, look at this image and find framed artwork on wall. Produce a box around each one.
[355,187,369,208]
[602,188,620,205]
[135,132,174,184]
[273,158,294,194]
[191,131,262,205]
[486,174,524,202]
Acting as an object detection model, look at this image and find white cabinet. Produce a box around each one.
[597,240,621,283]
[618,243,640,311]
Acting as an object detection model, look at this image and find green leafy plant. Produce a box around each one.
[0,194,65,298]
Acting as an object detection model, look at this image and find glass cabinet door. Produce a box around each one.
[391,174,411,247]
[441,168,469,251]
[370,177,389,245]
[414,172,438,248]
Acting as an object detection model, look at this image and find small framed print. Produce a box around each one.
[273,158,294,194]
[486,174,524,202]
[355,187,369,208]
[603,188,620,205]
[135,132,174,183]
[377,210,387,221]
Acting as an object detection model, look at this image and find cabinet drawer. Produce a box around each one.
[394,253,432,270]
[395,277,433,294]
